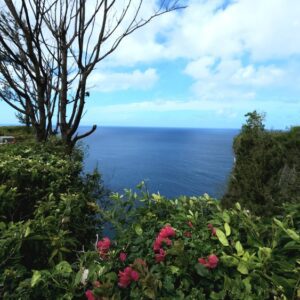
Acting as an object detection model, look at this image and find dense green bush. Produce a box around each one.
[73,186,299,300]
[0,143,104,299]
[0,126,35,143]
[222,111,300,216]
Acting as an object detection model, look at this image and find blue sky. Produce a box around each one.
[1,0,300,129]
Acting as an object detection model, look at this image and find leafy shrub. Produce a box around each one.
[74,186,300,300]
[0,143,104,299]
[222,112,300,216]
[0,126,35,143]
[1,135,299,299]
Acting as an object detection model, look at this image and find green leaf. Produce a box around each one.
[243,277,252,293]
[144,288,156,300]
[169,240,184,255]
[0,221,6,230]
[152,193,162,202]
[104,272,117,283]
[31,270,41,287]
[195,263,209,277]
[74,270,83,286]
[237,261,248,275]
[136,181,145,189]
[221,255,239,267]
[55,261,72,276]
[25,226,31,237]
[216,228,229,246]
[235,241,244,256]
[258,247,272,261]
[273,218,284,230]
[49,249,58,263]
[224,223,231,236]
[235,202,241,211]
[222,211,231,223]
[283,241,298,250]
[210,291,226,300]
[286,229,300,241]
[169,265,180,274]
[274,218,300,241]
[134,224,143,236]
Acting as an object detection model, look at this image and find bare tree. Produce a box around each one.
[0,0,184,150]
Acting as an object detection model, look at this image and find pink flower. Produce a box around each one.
[97,237,111,251]
[153,236,172,251]
[153,236,163,251]
[207,224,217,236]
[153,225,176,263]
[198,257,208,267]
[119,252,127,262]
[198,254,219,269]
[97,237,111,258]
[155,248,166,263]
[163,237,172,246]
[85,290,95,300]
[207,254,219,269]
[131,270,139,281]
[159,225,176,238]
[188,221,194,228]
[118,267,139,288]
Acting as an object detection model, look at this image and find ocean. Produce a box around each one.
[81,127,239,199]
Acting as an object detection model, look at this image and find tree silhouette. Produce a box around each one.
[0,0,184,149]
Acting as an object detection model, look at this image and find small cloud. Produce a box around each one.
[87,68,158,92]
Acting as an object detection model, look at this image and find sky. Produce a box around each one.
[1,0,300,129]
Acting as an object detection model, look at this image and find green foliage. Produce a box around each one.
[222,111,300,216]
[1,126,299,299]
[0,126,35,143]
[0,143,104,299]
[76,186,299,299]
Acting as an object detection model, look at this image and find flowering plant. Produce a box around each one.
[75,185,300,299]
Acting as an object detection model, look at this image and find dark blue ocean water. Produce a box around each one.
[81,127,239,198]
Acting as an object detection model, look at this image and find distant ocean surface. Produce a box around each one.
[81,127,239,199]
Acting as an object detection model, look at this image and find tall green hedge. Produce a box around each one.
[222,112,300,216]
[0,143,104,299]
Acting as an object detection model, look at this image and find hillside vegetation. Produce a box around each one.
[0,125,299,299]
[222,111,300,216]
[0,126,35,143]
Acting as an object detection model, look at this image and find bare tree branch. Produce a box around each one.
[0,0,185,150]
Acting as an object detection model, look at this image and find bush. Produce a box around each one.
[0,126,35,143]
[1,137,299,299]
[74,186,300,300]
[222,112,300,216]
[0,143,104,299]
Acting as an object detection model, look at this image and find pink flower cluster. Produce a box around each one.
[118,266,139,288]
[119,252,127,262]
[85,290,96,300]
[207,223,217,236]
[153,225,176,263]
[97,237,111,258]
[198,254,219,269]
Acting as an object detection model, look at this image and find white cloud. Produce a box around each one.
[90,98,245,114]
[97,0,300,106]
[99,0,300,65]
[87,68,158,92]
[183,57,300,102]
[165,0,300,61]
